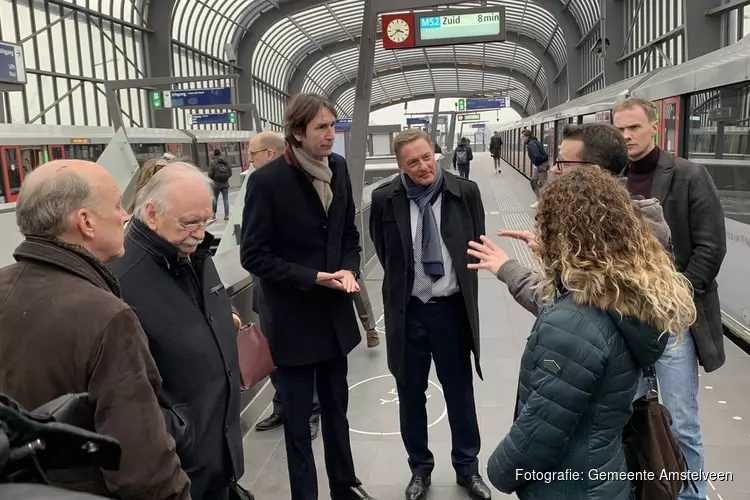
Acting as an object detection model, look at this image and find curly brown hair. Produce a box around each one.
[534,166,696,336]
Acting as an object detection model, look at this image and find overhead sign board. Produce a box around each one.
[382,6,506,50]
[457,113,481,121]
[406,117,429,125]
[150,87,233,109]
[471,123,486,128]
[0,41,26,85]
[335,118,352,131]
[190,112,237,125]
[461,97,510,110]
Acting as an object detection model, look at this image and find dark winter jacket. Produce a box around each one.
[524,137,549,167]
[208,157,232,189]
[487,291,666,500]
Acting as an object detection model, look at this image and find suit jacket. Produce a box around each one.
[629,148,727,372]
[369,170,486,384]
[240,147,362,367]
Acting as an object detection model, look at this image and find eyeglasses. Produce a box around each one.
[173,214,217,231]
[249,148,270,157]
[553,159,592,170]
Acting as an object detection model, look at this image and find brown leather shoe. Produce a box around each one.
[366,329,380,348]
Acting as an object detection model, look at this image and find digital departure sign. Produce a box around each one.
[382,7,505,50]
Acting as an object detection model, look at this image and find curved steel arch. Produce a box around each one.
[288,31,560,107]
[235,0,584,110]
[368,92,530,117]
[329,63,543,113]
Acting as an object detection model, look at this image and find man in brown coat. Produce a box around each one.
[0,159,191,499]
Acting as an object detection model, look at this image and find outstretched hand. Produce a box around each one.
[498,229,538,250]
[467,235,510,275]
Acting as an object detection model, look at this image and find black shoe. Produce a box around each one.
[457,474,491,499]
[254,413,282,431]
[331,485,375,500]
[310,418,320,440]
[405,475,430,500]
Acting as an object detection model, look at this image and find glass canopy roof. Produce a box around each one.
[164,0,600,111]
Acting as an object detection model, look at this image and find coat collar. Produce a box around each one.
[127,218,214,271]
[385,168,462,277]
[650,147,675,204]
[13,236,121,297]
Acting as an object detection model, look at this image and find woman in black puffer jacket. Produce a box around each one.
[471,167,696,500]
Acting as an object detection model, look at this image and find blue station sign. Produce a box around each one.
[406,117,429,125]
[335,118,353,131]
[0,41,26,85]
[190,112,237,125]
[465,97,510,110]
[470,123,486,128]
[162,87,232,108]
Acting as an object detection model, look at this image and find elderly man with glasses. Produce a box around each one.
[110,162,247,500]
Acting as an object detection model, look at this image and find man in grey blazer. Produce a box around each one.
[612,99,724,500]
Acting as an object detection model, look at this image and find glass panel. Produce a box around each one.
[4,148,23,195]
[663,100,678,155]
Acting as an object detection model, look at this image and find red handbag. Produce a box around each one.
[236,323,275,391]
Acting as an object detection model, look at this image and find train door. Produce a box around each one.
[0,146,24,203]
[48,145,65,161]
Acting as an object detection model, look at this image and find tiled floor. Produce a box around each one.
[239,154,750,500]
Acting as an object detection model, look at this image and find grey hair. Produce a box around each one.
[16,170,97,237]
[132,161,213,222]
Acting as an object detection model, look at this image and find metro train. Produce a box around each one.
[0,124,255,203]
[498,35,750,345]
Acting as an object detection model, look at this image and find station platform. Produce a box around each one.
[238,154,750,500]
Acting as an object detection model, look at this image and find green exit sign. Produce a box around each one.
[228,111,237,123]
[150,90,163,109]
[457,99,465,111]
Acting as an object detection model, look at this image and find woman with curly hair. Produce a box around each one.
[475,167,696,500]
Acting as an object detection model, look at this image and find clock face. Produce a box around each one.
[387,18,410,43]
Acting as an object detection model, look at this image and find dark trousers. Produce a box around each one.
[269,370,320,420]
[397,294,481,477]
[276,356,360,500]
[458,164,470,179]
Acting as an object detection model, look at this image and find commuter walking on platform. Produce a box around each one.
[452,137,473,179]
[110,163,246,500]
[208,149,233,220]
[240,93,374,500]
[370,129,491,500]
[614,97,727,500]
[246,131,323,438]
[469,167,696,500]
[489,131,503,173]
[521,129,549,209]
[0,160,191,500]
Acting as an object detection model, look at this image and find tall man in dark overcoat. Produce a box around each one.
[369,129,491,500]
[240,93,374,500]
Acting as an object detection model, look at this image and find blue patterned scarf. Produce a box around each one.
[400,167,445,280]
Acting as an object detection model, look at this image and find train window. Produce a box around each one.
[687,83,750,225]
[64,144,105,161]
[131,143,166,167]
[3,148,23,196]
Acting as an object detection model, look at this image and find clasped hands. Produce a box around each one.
[315,270,360,293]
[466,229,538,275]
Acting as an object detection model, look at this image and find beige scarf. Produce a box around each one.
[293,145,333,213]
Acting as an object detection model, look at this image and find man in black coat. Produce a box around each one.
[614,97,727,500]
[369,129,491,500]
[109,163,245,500]
[240,93,374,500]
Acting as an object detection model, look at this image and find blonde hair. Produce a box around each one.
[614,97,659,123]
[535,167,696,337]
[125,153,178,214]
[393,128,431,159]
